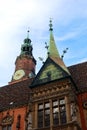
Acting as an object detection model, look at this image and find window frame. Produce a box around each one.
[37,97,67,128]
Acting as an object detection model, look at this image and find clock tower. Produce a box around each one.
[10,31,36,83]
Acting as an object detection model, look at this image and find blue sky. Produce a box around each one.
[0,0,87,86]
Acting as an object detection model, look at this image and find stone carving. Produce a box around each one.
[71,103,77,121]
[26,112,32,130]
[1,112,13,126]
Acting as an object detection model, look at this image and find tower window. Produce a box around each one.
[23,47,29,51]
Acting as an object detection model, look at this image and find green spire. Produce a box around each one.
[48,19,60,57]
[48,20,70,74]
[20,30,33,56]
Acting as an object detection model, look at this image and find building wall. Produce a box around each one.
[15,56,36,78]
[31,79,81,130]
[78,92,87,130]
[0,106,28,130]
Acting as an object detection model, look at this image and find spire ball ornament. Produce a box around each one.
[49,18,53,31]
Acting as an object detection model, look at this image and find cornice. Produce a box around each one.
[32,80,72,102]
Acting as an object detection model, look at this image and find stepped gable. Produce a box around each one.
[68,61,87,89]
[0,78,33,112]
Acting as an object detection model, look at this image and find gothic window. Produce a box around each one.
[16,115,21,129]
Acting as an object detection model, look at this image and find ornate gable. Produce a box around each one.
[1,112,14,126]
[30,57,70,87]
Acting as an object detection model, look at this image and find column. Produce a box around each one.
[50,99,53,130]
[65,96,71,123]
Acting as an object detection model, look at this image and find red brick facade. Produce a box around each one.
[68,62,87,130]
[0,26,87,130]
[0,106,28,130]
[14,55,36,79]
[78,92,87,130]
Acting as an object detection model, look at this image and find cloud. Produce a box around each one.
[56,31,78,41]
[54,21,87,42]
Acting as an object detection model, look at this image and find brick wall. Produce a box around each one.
[0,106,28,130]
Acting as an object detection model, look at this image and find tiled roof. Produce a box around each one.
[0,61,87,112]
[68,61,87,90]
[0,79,33,111]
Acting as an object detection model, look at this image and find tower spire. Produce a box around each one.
[48,20,70,74]
[48,19,60,57]
[27,30,29,38]
[20,30,32,56]
[10,30,36,83]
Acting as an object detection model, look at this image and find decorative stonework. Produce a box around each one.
[32,79,72,102]
[25,112,32,130]
[1,112,14,126]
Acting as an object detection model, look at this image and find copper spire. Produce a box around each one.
[48,19,60,57]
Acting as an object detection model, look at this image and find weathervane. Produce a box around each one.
[38,57,44,64]
[61,48,68,60]
[45,42,49,55]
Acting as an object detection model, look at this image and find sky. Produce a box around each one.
[0,0,87,86]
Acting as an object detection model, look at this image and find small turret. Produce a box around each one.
[21,30,33,56]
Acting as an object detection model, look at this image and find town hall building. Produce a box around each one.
[0,20,87,130]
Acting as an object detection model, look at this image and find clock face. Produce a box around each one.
[13,69,25,80]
